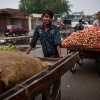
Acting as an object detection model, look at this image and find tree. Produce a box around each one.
[19,0,71,17]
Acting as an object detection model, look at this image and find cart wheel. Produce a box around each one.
[70,63,77,73]
[77,57,83,66]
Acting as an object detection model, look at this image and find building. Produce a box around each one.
[28,13,57,31]
[0,8,58,33]
[28,14,42,31]
[63,11,84,28]
[0,8,28,32]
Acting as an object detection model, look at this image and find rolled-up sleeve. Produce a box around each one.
[30,26,39,48]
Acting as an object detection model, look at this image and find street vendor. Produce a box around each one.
[25,10,63,98]
[93,11,100,26]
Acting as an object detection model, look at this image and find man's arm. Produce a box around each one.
[57,45,62,57]
[25,45,33,54]
[25,26,39,54]
[54,26,63,57]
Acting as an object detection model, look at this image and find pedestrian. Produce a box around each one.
[74,19,84,32]
[25,10,63,99]
[93,11,100,63]
[93,11,100,26]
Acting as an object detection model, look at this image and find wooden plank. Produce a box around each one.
[67,45,100,52]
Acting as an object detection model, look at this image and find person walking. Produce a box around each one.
[74,19,84,32]
[93,11,100,26]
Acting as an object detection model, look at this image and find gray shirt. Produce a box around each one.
[93,19,100,26]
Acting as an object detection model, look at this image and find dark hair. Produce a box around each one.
[42,10,53,18]
[79,19,82,23]
[98,11,100,15]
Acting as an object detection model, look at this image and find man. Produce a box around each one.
[74,19,84,32]
[93,11,100,26]
[26,10,62,58]
[93,11,100,63]
[25,10,62,98]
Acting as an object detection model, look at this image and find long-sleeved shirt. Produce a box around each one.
[30,24,61,57]
[74,23,84,32]
[93,19,100,26]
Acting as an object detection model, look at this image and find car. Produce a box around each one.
[4,25,28,37]
[82,21,92,28]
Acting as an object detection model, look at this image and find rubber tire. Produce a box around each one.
[70,63,77,73]
[5,35,8,37]
[25,32,28,35]
[77,57,83,66]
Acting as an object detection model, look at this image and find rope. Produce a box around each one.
[15,84,31,100]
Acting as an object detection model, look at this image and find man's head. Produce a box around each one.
[42,10,54,25]
[42,10,53,19]
[97,11,100,20]
[79,19,82,23]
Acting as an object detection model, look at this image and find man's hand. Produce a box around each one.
[59,54,65,58]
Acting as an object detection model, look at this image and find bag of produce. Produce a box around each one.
[0,46,51,88]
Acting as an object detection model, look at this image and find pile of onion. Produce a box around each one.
[61,26,100,48]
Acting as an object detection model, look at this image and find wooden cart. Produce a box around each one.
[66,45,100,74]
[0,52,79,100]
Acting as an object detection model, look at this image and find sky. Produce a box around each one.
[69,0,100,15]
[0,0,99,15]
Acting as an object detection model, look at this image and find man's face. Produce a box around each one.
[42,14,53,25]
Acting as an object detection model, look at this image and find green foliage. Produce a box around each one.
[0,46,18,51]
[19,0,71,17]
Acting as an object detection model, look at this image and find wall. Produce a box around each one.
[0,8,28,32]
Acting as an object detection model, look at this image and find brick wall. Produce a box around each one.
[0,18,6,32]
[22,19,28,29]
[0,8,28,32]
